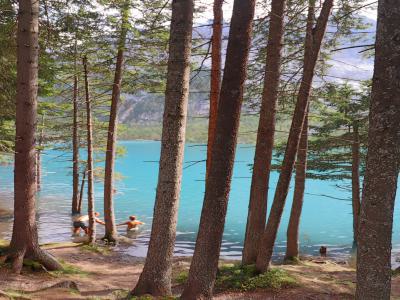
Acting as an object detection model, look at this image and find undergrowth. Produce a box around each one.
[175,263,298,292]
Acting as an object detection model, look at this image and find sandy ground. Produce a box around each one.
[1,244,400,300]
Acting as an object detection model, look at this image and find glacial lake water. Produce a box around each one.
[0,140,399,263]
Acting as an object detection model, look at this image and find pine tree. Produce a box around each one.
[356,1,400,298]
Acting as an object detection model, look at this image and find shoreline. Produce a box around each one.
[1,241,400,299]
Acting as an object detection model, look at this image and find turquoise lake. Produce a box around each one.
[0,140,399,263]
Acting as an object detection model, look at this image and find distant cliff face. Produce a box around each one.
[118,91,210,124]
[118,72,211,124]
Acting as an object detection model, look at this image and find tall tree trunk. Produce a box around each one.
[205,0,223,178]
[285,111,308,260]
[256,0,333,273]
[4,0,61,274]
[355,1,400,298]
[72,39,80,215]
[351,121,360,246]
[103,0,130,244]
[242,0,286,265]
[36,114,44,191]
[131,0,193,296]
[78,167,87,214]
[181,1,256,298]
[83,56,96,244]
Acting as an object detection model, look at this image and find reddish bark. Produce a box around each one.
[242,0,286,265]
[285,112,308,260]
[206,0,223,178]
[355,1,400,298]
[256,0,333,273]
[132,0,193,296]
[181,1,256,298]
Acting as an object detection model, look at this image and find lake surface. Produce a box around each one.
[0,140,399,263]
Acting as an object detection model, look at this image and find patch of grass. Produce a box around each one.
[215,264,298,292]
[49,259,89,277]
[175,271,189,285]
[81,244,111,255]
[173,264,297,293]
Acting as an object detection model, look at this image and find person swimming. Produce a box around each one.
[72,212,105,236]
[117,215,144,231]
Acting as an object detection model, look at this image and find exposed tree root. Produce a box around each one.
[2,247,62,274]
[32,280,80,293]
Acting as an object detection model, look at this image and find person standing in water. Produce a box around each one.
[72,212,105,235]
[117,215,144,231]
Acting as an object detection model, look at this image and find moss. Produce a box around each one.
[23,259,43,271]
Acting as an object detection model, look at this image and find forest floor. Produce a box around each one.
[1,243,400,300]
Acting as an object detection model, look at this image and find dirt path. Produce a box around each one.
[1,245,400,299]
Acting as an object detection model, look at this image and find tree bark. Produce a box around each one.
[83,56,96,244]
[351,121,360,246]
[205,0,223,178]
[181,1,256,298]
[285,111,308,260]
[72,39,80,215]
[256,0,333,273]
[103,0,130,244]
[355,1,400,298]
[78,167,86,214]
[36,114,44,191]
[5,0,61,274]
[242,0,286,265]
[131,0,193,296]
